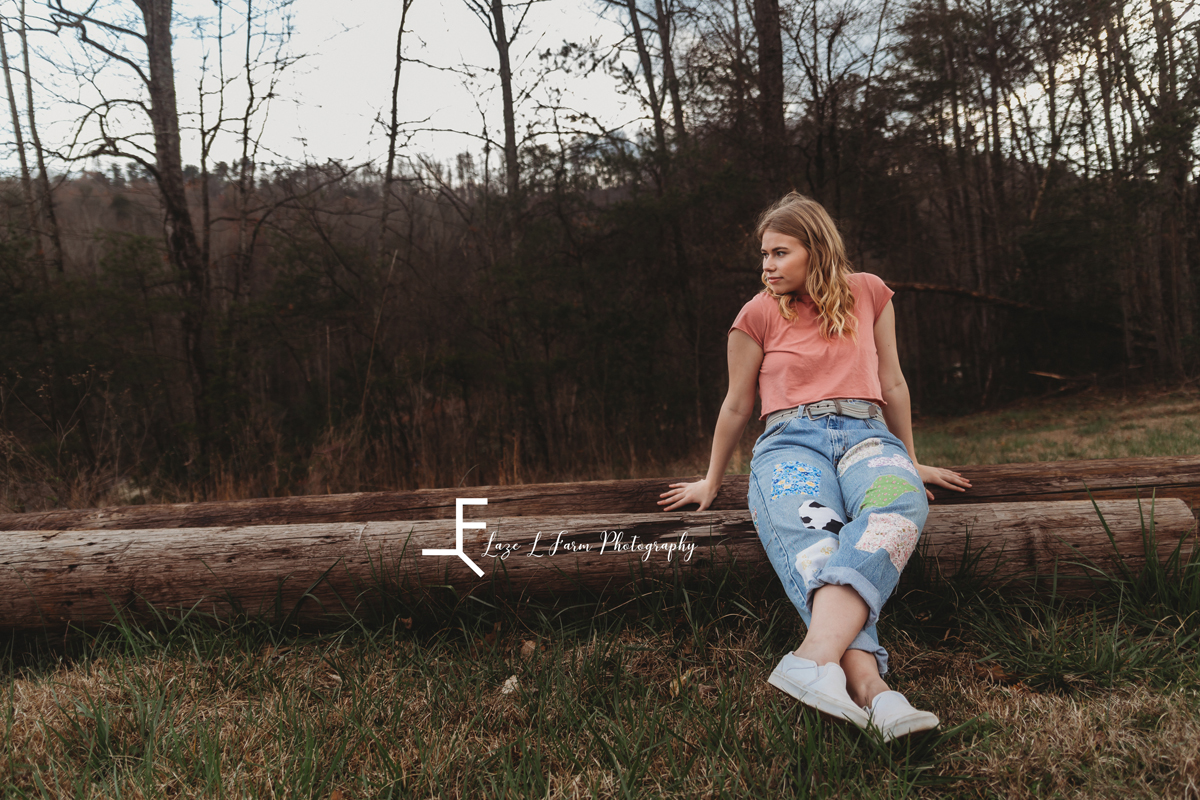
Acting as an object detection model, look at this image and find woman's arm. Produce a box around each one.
[874,300,971,500]
[659,329,763,511]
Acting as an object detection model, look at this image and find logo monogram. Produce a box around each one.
[422,498,487,576]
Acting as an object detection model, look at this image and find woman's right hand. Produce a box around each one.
[658,479,719,512]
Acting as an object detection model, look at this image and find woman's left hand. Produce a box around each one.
[916,464,971,501]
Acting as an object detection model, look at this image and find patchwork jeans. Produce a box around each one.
[748,412,929,675]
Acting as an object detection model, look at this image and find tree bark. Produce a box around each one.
[0,500,1191,630]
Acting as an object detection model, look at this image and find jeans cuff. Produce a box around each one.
[806,566,885,628]
[848,631,889,675]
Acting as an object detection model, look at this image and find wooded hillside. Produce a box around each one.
[0,0,1196,508]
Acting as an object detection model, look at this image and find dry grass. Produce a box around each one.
[2,563,1199,799]
[2,388,1200,797]
[6,385,1195,516]
[912,387,1200,467]
[956,683,1200,799]
[658,386,1200,480]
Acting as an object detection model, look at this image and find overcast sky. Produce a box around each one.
[17,0,638,174]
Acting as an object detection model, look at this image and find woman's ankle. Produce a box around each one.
[792,643,844,666]
[840,650,889,707]
[846,676,889,708]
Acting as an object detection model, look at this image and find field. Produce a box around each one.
[913,389,1200,467]
[2,388,1199,798]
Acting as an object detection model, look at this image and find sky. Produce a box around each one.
[15,0,639,175]
[277,0,635,165]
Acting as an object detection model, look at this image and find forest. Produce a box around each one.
[0,0,1196,509]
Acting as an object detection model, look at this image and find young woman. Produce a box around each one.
[659,192,969,741]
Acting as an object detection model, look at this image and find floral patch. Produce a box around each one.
[859,475,920,511]
[837,438,884,476]
[854,512,920,572]
[771,461,822,500]
[751,509,759,531]
[867,454,920,479]
[794,537,839,588]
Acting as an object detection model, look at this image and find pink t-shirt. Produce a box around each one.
[729,272,895,419]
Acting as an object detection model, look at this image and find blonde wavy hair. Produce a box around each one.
[755,192,857,340]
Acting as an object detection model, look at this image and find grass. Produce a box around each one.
[2,387,1200,798]
[668,386,1200,479]
[910,387,1200,466]
[2,553,1198,799]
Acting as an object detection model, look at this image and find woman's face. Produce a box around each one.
[761,230,810,296]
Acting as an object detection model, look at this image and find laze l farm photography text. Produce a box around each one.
[482,529,698,563]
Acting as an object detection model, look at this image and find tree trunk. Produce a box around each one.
[652,0,685,142]
[0,499,1191,630]
[1091,16,1135,363]
[624,0,698,437]
[1149,0,1191,372]
[133,0,212,462]
[752,0,785,193]
[626,0,668,162]
[0,14,38,248]
[379,0,414,265]
[19,0,63,274]
[491,0,519,206]
[234,0,256,306]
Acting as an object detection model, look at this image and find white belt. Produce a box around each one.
[765,399,884,427]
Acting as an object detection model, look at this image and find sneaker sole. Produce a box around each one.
[872,712,940,742]
[767,670,871,727]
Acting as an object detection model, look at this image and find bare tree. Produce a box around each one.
[379,0,416,266]
[51,0,213,457]
[652,0,686,142]
[18,0,63,273]
[1147,0,1193,374]
[753,0,785,192]
[624,0,670,164]
[231,0,296,305]
[786,0,895,209]
[0,12,38,248]
[464,0,539,208]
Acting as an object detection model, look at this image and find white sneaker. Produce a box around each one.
[866,690,940,741]
[767,654,871,727]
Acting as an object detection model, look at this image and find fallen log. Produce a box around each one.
[1,499,1192,631]
[2,456,1198,531]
